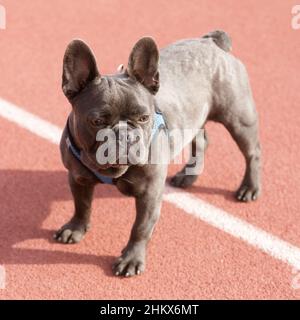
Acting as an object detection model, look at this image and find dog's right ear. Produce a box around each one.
[62,39,100,99]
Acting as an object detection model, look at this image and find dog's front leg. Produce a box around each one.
[113,175,165,277]
[54,172,95,244]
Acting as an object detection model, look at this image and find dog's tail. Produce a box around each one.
[202,30,232,52]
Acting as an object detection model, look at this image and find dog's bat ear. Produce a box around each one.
[127,37,160,94]
[62,39,100,99]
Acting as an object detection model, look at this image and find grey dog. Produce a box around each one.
[55,30,261,277]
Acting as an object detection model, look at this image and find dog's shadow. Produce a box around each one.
[166,177,236,201]
[0,169,125,277]
[0,169,235,276]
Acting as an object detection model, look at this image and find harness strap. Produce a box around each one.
[66,124,114,184]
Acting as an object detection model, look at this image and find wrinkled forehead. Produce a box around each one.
[73,76,154,115]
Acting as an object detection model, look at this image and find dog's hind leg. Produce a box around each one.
[222,116,261,202]
[170,129,208,188]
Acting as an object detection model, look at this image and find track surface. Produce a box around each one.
[0,0,300,299]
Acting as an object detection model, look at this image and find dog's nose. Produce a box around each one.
[113,121,135,147]
[118,130,134,145]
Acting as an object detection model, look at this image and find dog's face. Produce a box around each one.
[62,37,160,176]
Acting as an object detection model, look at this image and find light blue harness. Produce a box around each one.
[66,111,166,184]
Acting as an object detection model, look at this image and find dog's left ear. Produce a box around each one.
[127,37,159,94]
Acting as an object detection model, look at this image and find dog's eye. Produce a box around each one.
[91,118,105,127]
[138,115,150,123]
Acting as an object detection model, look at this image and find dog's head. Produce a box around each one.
[62,37,160,176]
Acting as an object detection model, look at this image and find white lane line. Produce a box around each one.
[164,187,300,269]
[1,97,300,270]
[0,98,62,144]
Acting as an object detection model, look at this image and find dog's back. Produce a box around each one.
[157,30,256,131]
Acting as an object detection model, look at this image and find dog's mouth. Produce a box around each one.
[79,135,149,175]
[110,163,127,168]
[80,151,129,175]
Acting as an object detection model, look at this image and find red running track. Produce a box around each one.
[0,0,300,299]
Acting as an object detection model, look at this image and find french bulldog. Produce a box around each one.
[55,30,261,277]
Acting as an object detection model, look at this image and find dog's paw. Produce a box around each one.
[112,245,146,277]
[170,173,198,188]
[236,184,261,202]
[53,219,89,244]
